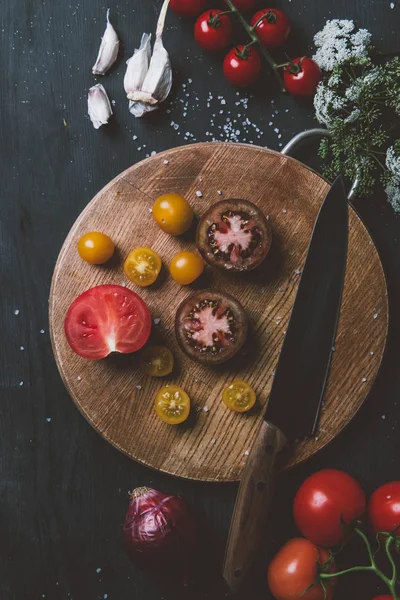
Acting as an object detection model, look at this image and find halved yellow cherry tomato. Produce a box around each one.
[155,385,190,425]
[124,247,162,287]
[141,346,174,377]
[153,193,194,235]
[222,380,256,413]
[78,232,115,265]
[169,251,204,285]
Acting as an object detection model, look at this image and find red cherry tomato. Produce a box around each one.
[369,482,400,537]
[230,0,257,10]
[293,469,366,548]
[268,538,336,600]
[223,45,262,87]
[64,285,151,360]
[250,9,290,48]
[170,0,207,18]
[194,10,233,51]
[284,57,322,97]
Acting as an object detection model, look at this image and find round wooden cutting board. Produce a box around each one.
[49,142,388,482]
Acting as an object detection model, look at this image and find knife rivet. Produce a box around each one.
[257,481,266,491]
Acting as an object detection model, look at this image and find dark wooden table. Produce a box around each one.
[2,1,400,598]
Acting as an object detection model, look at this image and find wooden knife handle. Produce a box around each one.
[222,421,287,594]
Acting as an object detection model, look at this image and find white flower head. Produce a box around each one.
[386,146,400,180]
[386,180,400,213]
[314,82,347,127]
[313,19,372,71]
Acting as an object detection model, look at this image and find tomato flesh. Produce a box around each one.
[153,193,194,235]
[223,380,256,413]
[194,10,233,52]
[250,9,290,49]
[369,481,400,537]
[223,45,262,87]
[64,285,152,360]
[78,231,115,265]
[141,346,174,377]
[124,247,162,287]
[268,538,336,600]
[155,385,190,425]
[293,469,366,547]
[170,251,204,285]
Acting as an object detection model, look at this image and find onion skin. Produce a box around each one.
[123,487,197,581]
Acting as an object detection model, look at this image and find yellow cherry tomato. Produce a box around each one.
[222,380,256,413]
[153,193,194,235]
[124,247,162,287]
[169,251,204,285]
[155,385,190,425]
[77,232,115,265]
[141,346,174,377]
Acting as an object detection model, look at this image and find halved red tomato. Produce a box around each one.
[64,284,151,360]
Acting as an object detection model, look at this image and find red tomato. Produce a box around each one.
[250,9,290,49]
[293,469,366,547]
[169,0,207,17]
[223,45,262,87]
[284,57,322,97]
[230,0,257,10]
[268,538,336,600]
[194,10,233,52]
[369,482,400,537]
[64,285,151,360]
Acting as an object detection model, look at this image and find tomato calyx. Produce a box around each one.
[279,57,304,75]
[207,10,232,28]
[251,9,278,29]
[235,42,257,60]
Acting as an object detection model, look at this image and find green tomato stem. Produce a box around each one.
[385,536,398,588]
[223,0,285,91]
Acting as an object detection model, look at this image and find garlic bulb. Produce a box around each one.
[87,84,113,129]
[92,9,120,76]
[124,0,172,118]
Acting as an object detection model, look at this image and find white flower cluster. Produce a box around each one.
[386,146,400,212]
[314,83,347,127]
[313,19,372,71]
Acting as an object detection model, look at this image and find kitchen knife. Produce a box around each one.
[223,176,349,593]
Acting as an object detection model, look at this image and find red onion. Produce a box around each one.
[123,487,197,582]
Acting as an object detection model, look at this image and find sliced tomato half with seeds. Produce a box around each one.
[64,284,152,360]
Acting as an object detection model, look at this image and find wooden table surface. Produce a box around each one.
[2,1,400,598]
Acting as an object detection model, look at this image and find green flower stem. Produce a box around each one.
[320,529,400,599]
[223,0,285,90]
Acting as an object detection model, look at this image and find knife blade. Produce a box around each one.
[223,176,349,593]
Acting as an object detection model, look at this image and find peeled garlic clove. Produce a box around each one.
[124,33,152,100]
[92,9,120,76]
[132,36,172,105]
[88,84,113,129]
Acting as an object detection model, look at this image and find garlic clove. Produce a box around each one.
[124,33,152,100]
[139,36,172,104]
[92,9,120,76]
[88,84,113,129]
[128,100,159,118]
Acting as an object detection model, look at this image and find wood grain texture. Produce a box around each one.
[49,142,388,482]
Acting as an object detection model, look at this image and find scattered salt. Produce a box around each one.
[390,2,395,8]
[46,417,52,423]
[19,381,24,387]
[362,377,367,382]
[163,159,169,165]
[282,209,287,214]
[153,318,161,325]
[203,407,210,413]
[196,191,203,198]
[370,351,374,356]
[315,436,319,441]
[77,376,82,381]
[211,439,216,445]
[244,450,250,456]
[217,190,223,195]
[373,313,378,319]
[151,151,157,156]
[14,309,20,316]
[20,346,24,351]
[382,414,386,420]
[133,135,138,141]
[40,329,45,334]
[96,568,102,574]
[136,385,142,391]
[294,269,301,275]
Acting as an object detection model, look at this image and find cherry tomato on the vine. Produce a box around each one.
[250,9,290,49]
[169,0,207,18]
[78,232,115,265]
[369,482,400,537]
[223,45,262,87]
[194,10,233,52]
[293,469,366,548]
[268,538,336,600]
[230,0,257,10]
[283,57,322,97]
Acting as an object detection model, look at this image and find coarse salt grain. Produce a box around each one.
[370,351,374,356]
[217,190,222,195]
[46,417,52,423]
[196,191,203,198]
[163,159,169,164]
[19,381,24,387]
[203,407,209,412]
[373,313,378,319]
[96,568,102,574]
[154,318,161,325]
[211,439,216,445]
[14,309,20,315]
[295,269,301,275]
[382,415,386,419]
[362,377,367,382]
[390,2,395,8]
[20,346,24,351]
[282,209,287,214]
[40,329,45,334]
[136,385,142,391]
[244,450,250,456]
[77,376,82,381]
